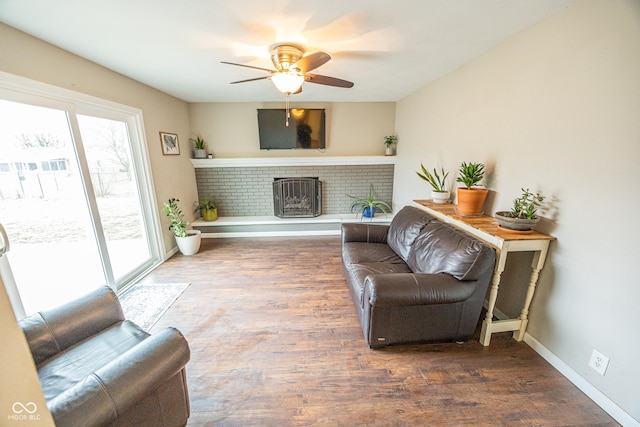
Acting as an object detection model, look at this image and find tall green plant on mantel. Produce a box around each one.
[163,198,189,238]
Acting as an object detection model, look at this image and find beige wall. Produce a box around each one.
[394,0,640,421]
[189,102,396,158]
[0,23,198,254]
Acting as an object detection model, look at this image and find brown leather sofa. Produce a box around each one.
[341,205,496,348]
[19,286,191,427]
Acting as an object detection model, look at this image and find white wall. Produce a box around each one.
[394,0,640,422]
[0,23,198,254]
[189,102,396,158]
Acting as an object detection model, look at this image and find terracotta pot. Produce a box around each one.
[456,188,488,216]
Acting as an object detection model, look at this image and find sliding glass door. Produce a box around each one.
[0,80,162,318]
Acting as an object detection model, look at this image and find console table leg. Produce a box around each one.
[513,244,550,341]
[480,250,507,346]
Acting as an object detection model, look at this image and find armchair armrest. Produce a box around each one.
[341,223,389,244]
[365,273,477,307]
[20,286,124,364]
[48,327,190,427]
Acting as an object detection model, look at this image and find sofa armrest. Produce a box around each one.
[341,223,389,244]
[19,286,124,364]
[48,327,190,427]
[365,273,478,307]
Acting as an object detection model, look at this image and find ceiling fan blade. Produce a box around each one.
[305,74,354,88]
[229,76,270,84]
[294,52,331,73]
[221,61,274,73]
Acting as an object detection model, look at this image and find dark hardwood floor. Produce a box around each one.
[143,237,617,426]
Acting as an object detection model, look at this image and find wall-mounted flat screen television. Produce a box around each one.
[257,108,326,150]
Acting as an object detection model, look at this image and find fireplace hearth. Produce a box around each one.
[273,177,322,218]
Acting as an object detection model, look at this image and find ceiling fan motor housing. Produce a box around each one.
[270,44,305,71]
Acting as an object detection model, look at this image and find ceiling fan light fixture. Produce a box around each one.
[271,71,304,94]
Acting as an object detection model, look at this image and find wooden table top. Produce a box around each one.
[414,200,556,242]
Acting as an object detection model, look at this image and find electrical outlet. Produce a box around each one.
[588,349,610,376]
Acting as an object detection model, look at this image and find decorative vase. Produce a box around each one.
[202,208,218,222]
[495,211,540,231]
[193,148,207,159]
[431,190,450,204]
[456,188,489,216]
[175,229,201,256]
[363,207,376,218]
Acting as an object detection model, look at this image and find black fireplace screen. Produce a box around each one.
[273,177,322,218]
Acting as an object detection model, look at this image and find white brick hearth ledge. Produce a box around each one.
[190,155,396,168]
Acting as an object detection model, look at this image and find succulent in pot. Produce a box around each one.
[455,161,488,216]
[347,184,392,221]
[416,163,450,204]
[495,188,545,231]
[190,136,207,159]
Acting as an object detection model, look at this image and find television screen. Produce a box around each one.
[257,109,326,150]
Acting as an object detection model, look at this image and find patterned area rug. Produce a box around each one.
[119,283,190,330]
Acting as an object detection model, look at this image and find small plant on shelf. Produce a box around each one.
[383,135,398,147]
[507,188,544,220]
[190,136,205,150]
[194,197,218,222]
[456,161,485,189]
[417,163,449,192]
[347,184,392,220]
[163,198,189,237]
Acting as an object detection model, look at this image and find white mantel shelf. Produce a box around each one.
[190,155,396,168]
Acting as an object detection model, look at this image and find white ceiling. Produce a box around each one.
[0,0,573,103]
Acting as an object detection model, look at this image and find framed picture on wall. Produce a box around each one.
[160,132,180,155]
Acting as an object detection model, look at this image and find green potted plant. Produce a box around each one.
[416,163,450,204]
[495,188,545,231]
[190,136,207,159]
[455,161,488,216]
[384,135,397,156]
[162,198,201,255]
[194,197,218,222]
[347,184,392,220]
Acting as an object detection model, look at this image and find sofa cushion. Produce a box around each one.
[387,206,434,262]
[342,242,405,265]
[407,222,494,281]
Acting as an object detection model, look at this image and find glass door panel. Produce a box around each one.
[0,99,104,315]
[77,115,151,282]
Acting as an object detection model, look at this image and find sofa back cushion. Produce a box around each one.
[387,206,434,261]
[407,221,495,281]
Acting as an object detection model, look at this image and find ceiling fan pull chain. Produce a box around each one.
[285,94,290,126]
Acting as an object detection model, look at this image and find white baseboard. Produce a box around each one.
[524,333,638,427]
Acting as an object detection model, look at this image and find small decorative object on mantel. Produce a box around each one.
[347,184,392,221]
[160,132,180,155]
[416,163,450,204]
[162,198,201,255]
[190,136,207,159]
[495,188,545,232]
[455,161,489,216]
[194,197,218,222]
[384,135,397,156]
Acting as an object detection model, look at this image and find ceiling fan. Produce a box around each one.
[221,43,354,95]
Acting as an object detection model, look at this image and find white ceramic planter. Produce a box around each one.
[431,190,450,204]
[175,230,201,256]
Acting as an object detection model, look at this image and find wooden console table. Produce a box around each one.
[413,200,556,346]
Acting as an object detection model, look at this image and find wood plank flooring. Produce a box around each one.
[143,237,617,426]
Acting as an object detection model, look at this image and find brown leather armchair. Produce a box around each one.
[19,286,190,427]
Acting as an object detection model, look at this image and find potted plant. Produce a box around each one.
[347,184,392,220]
[194,197,218,222]
[384,135,397,156]
[416,163,450,204]
[455,161,488,216]
[190,136,207,159]
[162,198,201,255]
[495,188,545,231]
